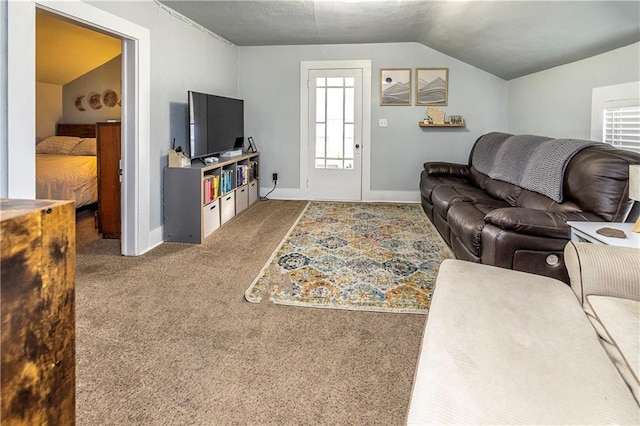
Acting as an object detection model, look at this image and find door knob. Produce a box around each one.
[355,144,360,148]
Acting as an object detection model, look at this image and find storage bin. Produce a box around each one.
[236,185,249,213]
[249,180,259,205]
[203,199,220,236]
[220,192,236,225]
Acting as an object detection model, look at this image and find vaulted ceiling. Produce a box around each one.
[36,9,121,85]
[159,0,640,80]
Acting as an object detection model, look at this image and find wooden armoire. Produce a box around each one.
[96,122,121,239]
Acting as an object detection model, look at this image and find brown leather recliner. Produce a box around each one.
[420,132,640,283]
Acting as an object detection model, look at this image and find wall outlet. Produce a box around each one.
[272,173,278,182]
[379,118,388,127]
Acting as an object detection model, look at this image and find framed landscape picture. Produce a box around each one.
[380,68,411,106]
[416,68,448,106]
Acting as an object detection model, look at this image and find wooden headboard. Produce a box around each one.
[56,123,96,139]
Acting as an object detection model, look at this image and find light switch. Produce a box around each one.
[379,119,388,127]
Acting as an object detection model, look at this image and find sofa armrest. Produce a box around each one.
[423,162,469,177]
[564,242,640,304]
[484,208,603,239]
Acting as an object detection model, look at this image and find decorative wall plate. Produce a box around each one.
[75,95,86,111]
[103,89,118,107]
[88,92,102,110]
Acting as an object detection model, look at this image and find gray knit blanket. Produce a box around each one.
[471,132,602,202]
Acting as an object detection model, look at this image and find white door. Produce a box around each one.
[307,68,363,200]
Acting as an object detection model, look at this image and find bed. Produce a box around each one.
[36,124,98,208]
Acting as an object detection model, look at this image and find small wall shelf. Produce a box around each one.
[418,122,465,128]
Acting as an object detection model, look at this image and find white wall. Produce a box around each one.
[36,82,62,141]
[239,42,508,200]
[63,55,121,124]
[4,0,35,199]
[508,42,640,139]
[0,0,7,197]
[67,1,239,234]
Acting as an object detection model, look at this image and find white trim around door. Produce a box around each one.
[7,0,152,255]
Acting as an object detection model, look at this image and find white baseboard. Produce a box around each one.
[260,187,305,200]
[260,187,420,203]
[363,190,421,203]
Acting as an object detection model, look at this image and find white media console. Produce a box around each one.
[163,152,259,244]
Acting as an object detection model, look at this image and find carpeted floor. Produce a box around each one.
[75,200,427,425]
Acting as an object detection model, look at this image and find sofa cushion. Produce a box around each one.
[431,185,470,219]
[585,295,639,404]
[483,177,522,206]
[420,171,466,202]
[468,167,523,206]
[431,184,500,218]
[421,163,470,203]
[407,260,640,425]
[516,188,583,212]
[447,201,508,257]
[431,182,504,211]
[468,166,489,189]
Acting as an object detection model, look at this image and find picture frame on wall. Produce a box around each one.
[416,68,448,106]
[380,68,411,106]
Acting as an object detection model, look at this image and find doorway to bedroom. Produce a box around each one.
[35,9,122,247]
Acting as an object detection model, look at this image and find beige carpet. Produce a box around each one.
[76,200,427,425]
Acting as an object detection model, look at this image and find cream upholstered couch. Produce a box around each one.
[407,242,639,425]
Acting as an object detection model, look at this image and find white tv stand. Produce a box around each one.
[163,152,259,243]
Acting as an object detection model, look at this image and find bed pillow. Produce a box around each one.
[70,138,97,156]
[36,136,82,155]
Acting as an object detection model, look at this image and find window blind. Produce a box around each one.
[603,106,640,152]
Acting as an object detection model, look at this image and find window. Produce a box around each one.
[315,77,355,170]
[603,106,640,152]
[591,82,639,153]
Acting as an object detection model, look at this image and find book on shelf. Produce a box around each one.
[203,176,212,204]
[202,175,220,204]
[213,175,219,199]
[220,169,234,194]
[248,161,259,180]
[236,165,249,187]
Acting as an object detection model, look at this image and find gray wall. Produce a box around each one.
[36,82,62,141]
[239,42,508,197]
[89,1,239,232]
[508,42,640,139]
[62,55,121,124]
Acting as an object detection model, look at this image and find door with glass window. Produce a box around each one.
[308,69,363,200]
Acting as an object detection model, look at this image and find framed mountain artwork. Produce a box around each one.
[416,68,448,106]
[380,68,411,106]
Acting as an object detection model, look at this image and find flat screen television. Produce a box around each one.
[188,91,244,160]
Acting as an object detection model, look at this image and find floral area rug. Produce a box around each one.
[244,202,454,314]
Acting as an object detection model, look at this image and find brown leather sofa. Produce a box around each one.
[420,132,640,283]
